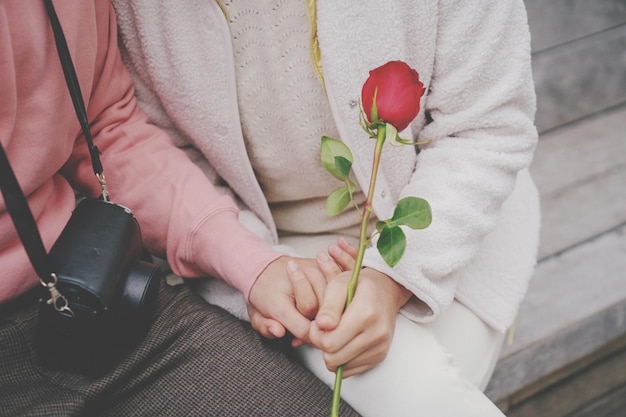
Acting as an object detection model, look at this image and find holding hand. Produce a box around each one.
[312,239,413,378]
[248,256,325,344]
[248,236,412,379]
[246,238,358,347]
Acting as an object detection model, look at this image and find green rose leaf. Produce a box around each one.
[335,156,352,179]
[377,225,406,267]
[388,197,432,229]
[321,136,354,181]
[326,186,352,216]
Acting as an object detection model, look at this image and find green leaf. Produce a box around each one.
[326,186,352,216]
[334,156,352,179]
[377,225,406,267]
[388,197,432,229]
[375,220,387,233]
[320,136,354,181]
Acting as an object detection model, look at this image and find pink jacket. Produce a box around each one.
[0,1,282,303]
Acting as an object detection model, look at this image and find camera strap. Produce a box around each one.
[0,0,113,314]
[43,0,109,202]
[0,144,73,315]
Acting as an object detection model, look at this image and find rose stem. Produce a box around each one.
[330,124,386,417]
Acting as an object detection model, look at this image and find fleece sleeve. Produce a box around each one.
[362,0,538,322]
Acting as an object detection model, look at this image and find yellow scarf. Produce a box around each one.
[305,0,325,91]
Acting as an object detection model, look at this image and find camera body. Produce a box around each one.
[38,198,161,377]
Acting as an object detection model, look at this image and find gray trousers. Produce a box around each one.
[0,282,359,417]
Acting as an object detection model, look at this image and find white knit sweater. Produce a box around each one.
[223,0,366,237]
[112,0,540,333]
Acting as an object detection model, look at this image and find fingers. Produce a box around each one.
[311,269,400,378]
[291,338,306,348]
[287,260,320,319]
[249,259,313,344]
[315,251,343,279]
[337,237,358,259]
[319,330,390,377]
[299,259,328,304]
[247,304,286,339]
[313,272,351,331]
[328,241,356,271]
[248,246,360,349]
[248,304,310,348]
[271,302,313,344]
[338,353,388,378]
[312,306,393,377]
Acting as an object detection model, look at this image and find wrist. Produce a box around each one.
[364,267,412,310]
[394,282,413,310]
[249,255,289,304]
[189,213,286,300]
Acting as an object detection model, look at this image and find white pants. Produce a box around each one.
[282,234,506,417]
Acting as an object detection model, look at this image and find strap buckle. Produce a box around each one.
[96,173,110,202]
[41,273,74,316]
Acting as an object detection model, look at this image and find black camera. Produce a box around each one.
[38,198,162,377]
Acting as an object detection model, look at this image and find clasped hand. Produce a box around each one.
[247,239,412,377]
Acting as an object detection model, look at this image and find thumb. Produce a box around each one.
[315,275,350,331]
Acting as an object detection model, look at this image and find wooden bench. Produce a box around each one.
[485,105,626,416]
[484,1,626,414]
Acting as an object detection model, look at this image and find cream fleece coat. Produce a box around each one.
[112,0,540,333]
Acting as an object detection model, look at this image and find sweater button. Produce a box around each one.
[349,99,358,108]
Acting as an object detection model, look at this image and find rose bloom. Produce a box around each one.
[361,61,425,132]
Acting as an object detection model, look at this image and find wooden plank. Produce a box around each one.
[530,105,626,196]
[485,225,626,401]
[507,334,626,406]
[505,346,626,417]
[529,105,626,259]
[531,25,626,132]
[487,108,626,403]
[501,225,626,357]
[487,294,626,403]
[569,384,626,417]
[525,0,626,52]
[537,165,626,259]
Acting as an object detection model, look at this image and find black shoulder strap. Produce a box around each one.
[43,0,104,178]
[0,145,53,283]
[0,0,106,295]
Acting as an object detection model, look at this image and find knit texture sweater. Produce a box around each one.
[223,0,365,236]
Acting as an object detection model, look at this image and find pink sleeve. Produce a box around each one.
[61,3,282,298]
[175,210,285,299]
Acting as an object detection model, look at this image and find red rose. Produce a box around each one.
[361,61,425,132]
